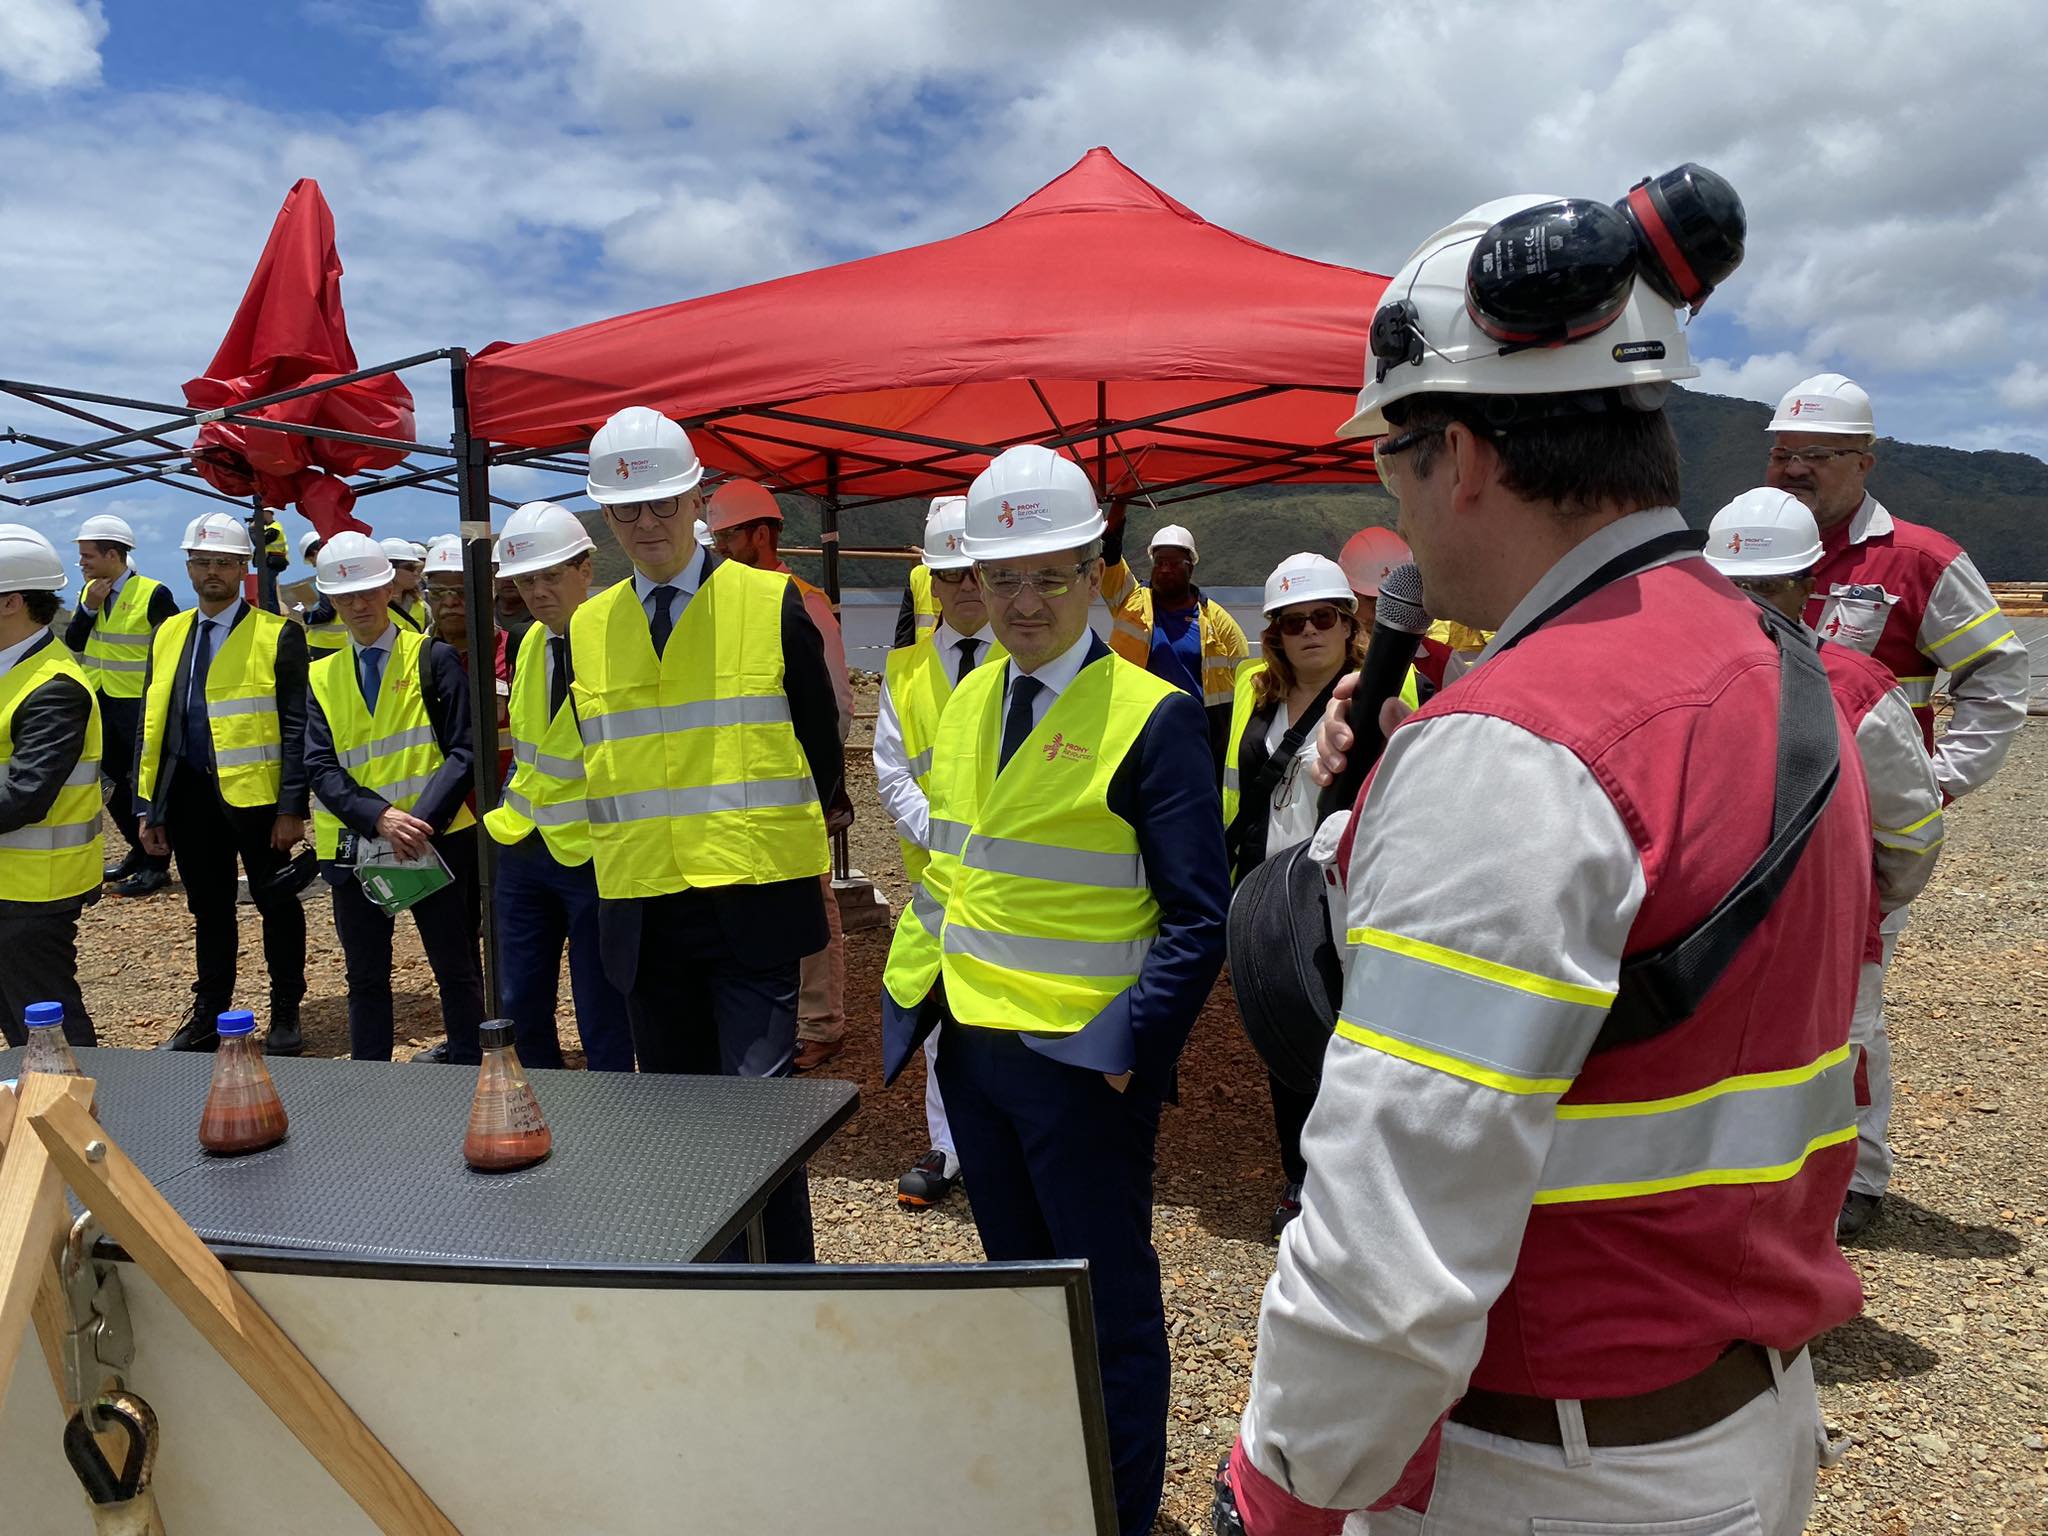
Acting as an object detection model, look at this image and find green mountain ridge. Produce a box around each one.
[583,386,2046,591]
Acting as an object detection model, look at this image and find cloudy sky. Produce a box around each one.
[2,0,2043,583]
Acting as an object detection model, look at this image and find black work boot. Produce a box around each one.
[265,1001,304,1057]
[160,1004,223,1052]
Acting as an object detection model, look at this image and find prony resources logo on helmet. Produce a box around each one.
[1040,732,1092,764]
[615,456,633,480]
[1278,573,1298,592]
[945,533,961,553]
[1788,398,1812,416]
[996,498,1049,529]
[338,561,370,580]
[1725,532,1772,554]
[503,538,532,563]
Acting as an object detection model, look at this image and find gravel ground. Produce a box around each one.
[65,682,2048,1534]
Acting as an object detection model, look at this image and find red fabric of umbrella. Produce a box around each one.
[468,149,1389,504]
[184,178,416,536]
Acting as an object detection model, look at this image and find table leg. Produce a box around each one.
[745,1215,766,1263]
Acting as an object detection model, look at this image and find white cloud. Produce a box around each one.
[1997,361,2048,413]
[1688,353,1816,407]
[0,0,105,90]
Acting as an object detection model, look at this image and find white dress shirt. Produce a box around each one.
[873,620,994,850]
[187,597,246,712]
[1001,623,1096,732]
[0,629,47,682]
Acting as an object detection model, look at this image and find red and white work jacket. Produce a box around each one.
[1805,494,2027,800]
[1237,510,1870,1524]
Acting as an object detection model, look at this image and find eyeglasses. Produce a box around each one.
[931,568,978,587]
[184,555,243,572]
[1276,606,1345,637]
[608,496,687,524]
[1766,446,1866,469]
[1372,426,1445,479]
[980,561,1094,600]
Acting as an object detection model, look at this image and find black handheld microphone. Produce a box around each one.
[1315,562,1429,821]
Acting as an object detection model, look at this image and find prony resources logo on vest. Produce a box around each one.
[1040,731,1092,764]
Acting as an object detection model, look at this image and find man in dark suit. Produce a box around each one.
[301,532,484,1065]
[136,514,310,1054]
[0,524,105,1047]
[574,407,844,1262]
[877,446,1229,1536]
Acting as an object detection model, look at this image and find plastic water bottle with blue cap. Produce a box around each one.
[20,1002,82,1078]
[198,1010,288,1155]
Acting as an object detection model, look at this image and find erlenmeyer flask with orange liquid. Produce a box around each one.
[198,1010,289,1154]
[463,1020,552,1172]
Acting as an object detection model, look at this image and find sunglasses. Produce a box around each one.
[1275,606,1345,637]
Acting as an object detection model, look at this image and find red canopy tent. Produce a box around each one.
[468,148,1390,509]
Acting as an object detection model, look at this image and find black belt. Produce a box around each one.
[1450,1342,1804,1448]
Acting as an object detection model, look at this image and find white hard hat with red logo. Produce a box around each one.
[423,534,465,578]
[0,524,69,593]
[1262,552,1354,617]
[705,479,784,533]
[1703,488,1823,580]
[496,501,594,578]
[180,511,254,559]
[922,496,971,571]
[74,513,138,547]
[586,406,704,505]
[315,531,396,596]
[1767,373,1874,437]
[1337,526,1412,598]
[962,445,1104,561]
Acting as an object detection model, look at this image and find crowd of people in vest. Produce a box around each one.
[0,183,2034,1533]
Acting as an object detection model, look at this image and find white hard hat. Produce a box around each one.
[1703,489,1824,580]
[74,513,137,548]
[693,518,714,549]
[1148,523,1198,564]
[1262,553,1355,617]
[379,536,425,568]
[298,529,324,561]
[586,406,704,505]
[1339,193,1700,440]
[1337,526,1413,597]
[922,496,971,570]
[423,534,465,578]
[962,445,1105,561]
[496,501,595,578]
[180,511,253,558]
[1767,373,1874,437]
[316,531,396,596]
[0,524,69,594]
[706,479,783,532]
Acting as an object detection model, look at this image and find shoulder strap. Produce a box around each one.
[1595,604,1840,1052]
[1225,675,1339,860]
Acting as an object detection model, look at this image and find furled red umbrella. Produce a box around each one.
[184,178,416,536]
[468,148,1390,508]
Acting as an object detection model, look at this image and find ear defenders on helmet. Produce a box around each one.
[1366,163,1746,365]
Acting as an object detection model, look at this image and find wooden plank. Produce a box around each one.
[0,1075,97,1422]
[29,1090,463,1536]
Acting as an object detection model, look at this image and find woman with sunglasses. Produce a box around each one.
[1222,552,1410,1237]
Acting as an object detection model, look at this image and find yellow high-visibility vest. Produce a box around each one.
[880,629,1004,884]
[882,650,1175,1035]
[0,642,103,901]
[1221,656,1418,830]
[305,609,348,656]
[137,608,287,809]
[393,597,428,633]
[1099,559,1245,710]
[908,565,939,639]
[568,564,829,900]
[483,621,591,865]
[80,573,167,699]
[307,628,474,859]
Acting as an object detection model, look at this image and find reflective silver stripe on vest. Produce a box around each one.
[91,629,154,646]
[510,738,586,780]
[584,776,817,825]
[0,813,101,851]
[64,760,98,788]
[373,772,439,806]
[905,747,935,780]
[501,787,586,827]
[1535,1049,1855,1204]
[207,696,277,719]
[88,656,147,674]
[910,885,944,936]
[213,743,282,769]
[576,695,793,747]
[1221,764,1240,792]
[943,923,1152,978]
[962,833,1145,889]
[338,725,439,771]
[927,818,970,858]
[1340,941,1610,1087]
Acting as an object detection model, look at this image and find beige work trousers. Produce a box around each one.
[1356,1349,1822,1536]
[797,871,846,1044]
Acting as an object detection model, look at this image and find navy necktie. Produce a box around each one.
[649,585,677,656]
[183,618,217,772]
[953,636,980,680]
[548,635,571,716]
[998,674,1043,772]
[358,646,386,712]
